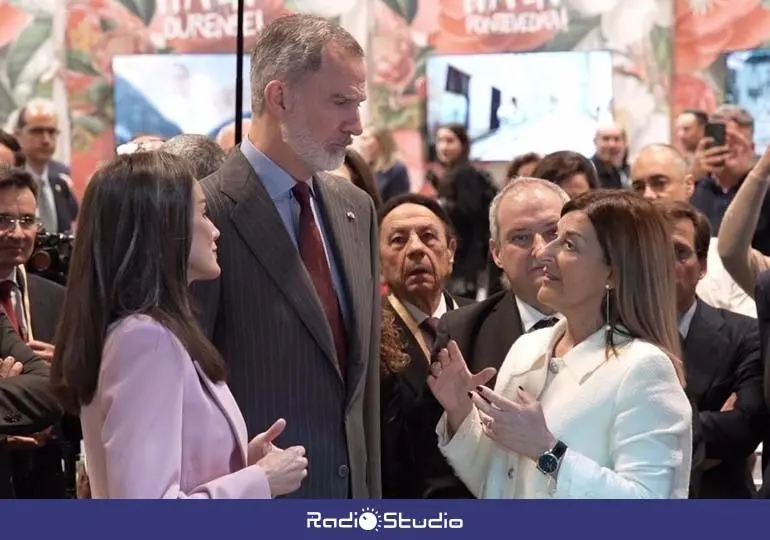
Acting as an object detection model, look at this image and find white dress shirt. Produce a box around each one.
[516,297,562,333]
[678,301,697,340]
[25,163,58,233]
[404,294,448,326]
[696,240,756,318]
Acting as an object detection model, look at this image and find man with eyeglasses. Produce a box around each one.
[0,165,68,498]
[13,98,78,234]
[655,199,768,498]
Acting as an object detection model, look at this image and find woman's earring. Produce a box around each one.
[604,284,612,332]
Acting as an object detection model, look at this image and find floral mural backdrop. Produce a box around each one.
[673,0,770,117]
[0,0,69,162]
[5,0,770,195]
[370,0,676,191]
[63,0,369,194]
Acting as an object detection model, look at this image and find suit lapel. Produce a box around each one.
[501,320,611,399]
[313,174,367,393]
[474,293,523,380]
[683,301,728,403]
[219,154,339,377]
[388,291,462,396]
[194,363,248,468]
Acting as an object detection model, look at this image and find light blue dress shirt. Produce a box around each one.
[240,139,349,323]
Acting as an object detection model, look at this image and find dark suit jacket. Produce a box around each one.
[381,291,471,498]
[192,150,381,499]
[435,291,524,388]
[683,299,767,498]
[47,161,78,233]
[591,155,629,190]
[9,272,73,499]
[395,291,525,499]
[0,313,62,497]
[24,273,64,342]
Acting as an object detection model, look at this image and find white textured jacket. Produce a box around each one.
[437,321,692,499]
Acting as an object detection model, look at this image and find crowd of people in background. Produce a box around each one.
[1,13,769,500]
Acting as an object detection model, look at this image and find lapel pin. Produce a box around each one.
[346,211,356,221]
[54,184,62,192]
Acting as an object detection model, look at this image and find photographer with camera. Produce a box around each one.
[0,165,69,498]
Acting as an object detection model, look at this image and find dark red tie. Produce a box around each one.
[0,281,20,336]
[292,182,348,376]
[420,317,440,350]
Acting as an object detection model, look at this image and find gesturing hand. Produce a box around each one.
[248,418,286,465]
[257,445,308,497]
[470,386,556,462]
[427,340,496,434]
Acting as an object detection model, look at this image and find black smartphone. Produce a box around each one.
[705,121,726,147]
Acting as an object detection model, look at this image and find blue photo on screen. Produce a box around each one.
[112,53,251,146]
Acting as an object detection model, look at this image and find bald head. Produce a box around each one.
[631,143,693,202]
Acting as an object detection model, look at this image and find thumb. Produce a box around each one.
[470,367,496,388]
[262,418,286,443]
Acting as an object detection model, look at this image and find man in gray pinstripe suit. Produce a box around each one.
[191,14,381,498]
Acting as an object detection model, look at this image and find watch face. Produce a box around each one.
[538,454,559,474]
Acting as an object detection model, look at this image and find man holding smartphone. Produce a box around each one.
[690,105,770,254]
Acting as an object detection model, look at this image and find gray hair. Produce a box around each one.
[489,177,569,244]
[250,13,363,114]
[160,134,226,179]
[711,104,755,135]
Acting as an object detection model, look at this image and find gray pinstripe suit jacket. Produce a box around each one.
[192,151,382,499]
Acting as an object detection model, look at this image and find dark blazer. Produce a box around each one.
[380,291,471,498]
[47,161,78,233]
[0,313,62,497]
[24,273,64,342]
[435,291,524,388]
[683,299,767,498]
[9,272,71,499]
[192,150,381,498]
[590,155,629,190]
[400,291,525,499]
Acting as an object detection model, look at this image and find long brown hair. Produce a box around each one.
[51,152,226,412]
[561,190,684,384]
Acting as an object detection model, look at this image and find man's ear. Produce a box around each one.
[489,238,503,269]
[263,80,289,117]
[684,174,695,199]
[447,237,457,265]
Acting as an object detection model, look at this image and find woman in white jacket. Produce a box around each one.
[429,190,692,499]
